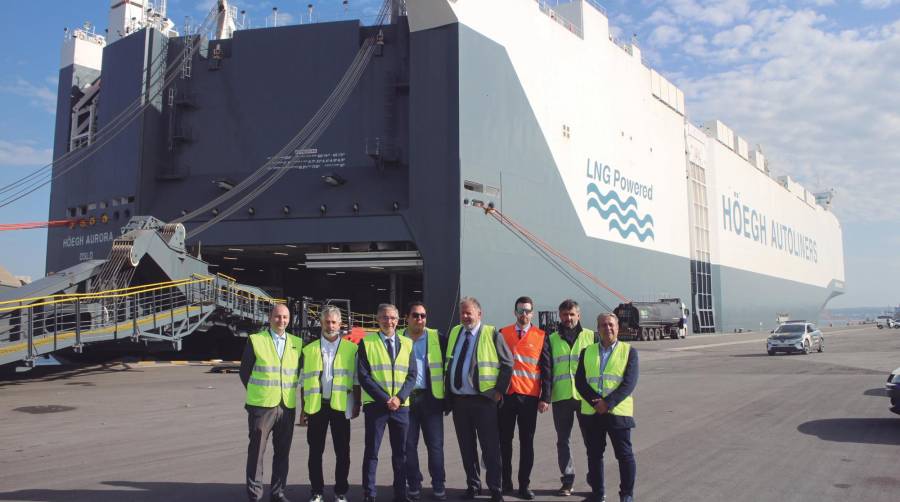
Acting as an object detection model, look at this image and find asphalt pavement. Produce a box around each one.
[0,325,897,501]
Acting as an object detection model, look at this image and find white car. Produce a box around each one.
[887,367,900,415]
[767,322,824,355]
[876,316,898,329]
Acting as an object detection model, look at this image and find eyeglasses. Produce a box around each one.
[516,308,533,315]
[409,313,427,319]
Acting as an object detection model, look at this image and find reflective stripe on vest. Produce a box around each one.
[361,334,413,406]
[445,324,500,393]
[301,338,358,414]
[500,325,545,397]
[245,331,301,409]
[549,329,595,402]
[580,342,633,417]
[398,327,445,399]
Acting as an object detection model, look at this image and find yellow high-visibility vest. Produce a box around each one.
[549,329,595,402]
[301,338,357,414]
[580,341,633,417]
[398,327,445,399]
[445,325,500,393]
[245,330,301,408]
[361,333,413,406]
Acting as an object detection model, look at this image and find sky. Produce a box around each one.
[0,0,897,309]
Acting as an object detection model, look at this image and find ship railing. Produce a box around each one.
[534,0,584,38]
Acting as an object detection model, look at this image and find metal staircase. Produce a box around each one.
[0,217,280,367]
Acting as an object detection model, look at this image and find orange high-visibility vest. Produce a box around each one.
[500,324,545,397]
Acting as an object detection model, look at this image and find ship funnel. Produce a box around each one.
[107,0,147,44]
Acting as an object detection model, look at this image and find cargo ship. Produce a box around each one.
[44,0,845,335]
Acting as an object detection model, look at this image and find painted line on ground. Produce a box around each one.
[126,360,240,367]
[666,326,870,352]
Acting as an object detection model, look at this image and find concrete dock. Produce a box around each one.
[1,325,897,501]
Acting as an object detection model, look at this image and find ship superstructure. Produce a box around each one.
[45,0,845,333]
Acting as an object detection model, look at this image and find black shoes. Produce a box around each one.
[517,489,534,501]
[558,484,574,497]
[489,492,504,502]
[432,489,448,501]
[461,487,482,500]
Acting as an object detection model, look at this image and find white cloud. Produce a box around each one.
[649,0,752,27]
[0,140,52,167]
[711,24,754,47]
[0,77,56,114]
[672,13,900,223]
[649,24,686,45]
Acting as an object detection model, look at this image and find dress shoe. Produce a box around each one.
[489,492,504,502]
[619,496,633,502]
[432,489,447,501]
[335,496,348,502]
[309,495,324,502]
[462,487,481,500]
[407,490,421,502]
[558,484,574,497]
[517,489,534,501]
[270,496,291,502]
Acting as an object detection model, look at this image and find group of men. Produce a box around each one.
[239,296,639,502]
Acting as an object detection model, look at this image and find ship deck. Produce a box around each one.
[1,326,897,501]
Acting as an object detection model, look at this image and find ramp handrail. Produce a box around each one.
[0,274,280,366]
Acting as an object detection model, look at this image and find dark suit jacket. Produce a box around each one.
[443,323,515,403]
[575,342,639,429]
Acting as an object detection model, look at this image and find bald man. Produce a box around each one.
[240,304,303,502]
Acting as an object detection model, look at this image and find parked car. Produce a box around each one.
[876,316,898,329]
[886,367,900,415]
[766,321,824,355]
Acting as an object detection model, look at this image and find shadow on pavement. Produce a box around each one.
[863,388,888,397]
[0,482,464,502]
[0,362,137,387]
[797,418,900,446]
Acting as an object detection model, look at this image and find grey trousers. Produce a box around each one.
[552,398,590,485]
[247,404,296,501]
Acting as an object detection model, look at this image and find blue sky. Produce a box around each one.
[0,0,898,309]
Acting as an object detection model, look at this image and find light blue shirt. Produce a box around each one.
[450,323,481,395]
[270,329,286,359]
[412,332,429,390]
[600,341,618,373]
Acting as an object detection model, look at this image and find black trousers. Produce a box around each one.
[451,395,503,494]
[246,404,296,502]
[405,390,446,492]
[583,415,636,499]
[307,401,351,496]
[363,403,410,499]
[498,394,539,489]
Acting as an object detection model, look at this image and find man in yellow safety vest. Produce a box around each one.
[358,303,418,502]
[239,303,301,502]
[299,305,361,502]
[548,299,598,496]
[575,313,639,502]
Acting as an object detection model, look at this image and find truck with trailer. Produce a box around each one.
[614,299,689,341]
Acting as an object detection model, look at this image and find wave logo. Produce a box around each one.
[586,183,655,241]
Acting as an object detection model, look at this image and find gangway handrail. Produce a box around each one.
[0,277,209,306]
[0,277,214,312]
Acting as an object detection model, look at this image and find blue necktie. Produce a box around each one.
[454,330,472,390]
[386,337,395,364]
